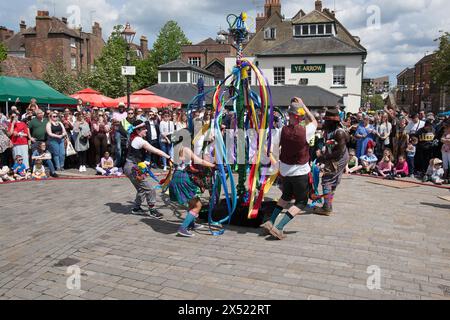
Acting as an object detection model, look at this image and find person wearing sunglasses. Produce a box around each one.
[46,112,68,172]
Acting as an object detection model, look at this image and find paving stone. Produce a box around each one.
[0,177,448,300]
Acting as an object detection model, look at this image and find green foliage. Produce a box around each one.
[364,94,385,111]
[134,55,157,91]
[88,25,129,98]
[150,20,191,69]
[0,42,7,72]
[431,32,450,90]
[42,57,81,95]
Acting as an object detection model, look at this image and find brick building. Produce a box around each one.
[0,10,105,79]
[396,53,448,114]
[181,32,237,82]
[396,67,415,112]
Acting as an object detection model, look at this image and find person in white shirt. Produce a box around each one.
[405,113,425,135]
[261,98,317,240]
[112,102,128,167]
[159,112,175,171]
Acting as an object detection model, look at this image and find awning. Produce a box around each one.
[70,88,115,108]
[0,76,77,105]
[107,89,182,109]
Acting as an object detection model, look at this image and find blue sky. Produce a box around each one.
[1,0,449,83]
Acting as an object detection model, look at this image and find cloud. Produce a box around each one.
[2,0,449,84]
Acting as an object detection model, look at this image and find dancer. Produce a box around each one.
[314,108,350,216]
[123,120,171,219]
[261,98,317,240]
[168,136,216,237]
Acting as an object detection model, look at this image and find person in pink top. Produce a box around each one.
[394,154,409,178]
[376,148,394,179]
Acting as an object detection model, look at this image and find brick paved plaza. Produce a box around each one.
[0,176,449,300]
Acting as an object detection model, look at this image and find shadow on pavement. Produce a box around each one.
[420,202,450,210]
[104,202,134,215]
[140,218,179,235]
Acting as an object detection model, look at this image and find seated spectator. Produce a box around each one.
[376,149,394,178]
[406,137,417,177]
[394,154,409,178]
[423,158,446,184]
[96,151,121,176]
[0,166,15,182]
[12,155,30,180]
[351,148,378,174]
[32,159,47,180]
[32,141,57,177]
[345,149,359,174]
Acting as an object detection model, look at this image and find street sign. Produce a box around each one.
[121,66,136,76]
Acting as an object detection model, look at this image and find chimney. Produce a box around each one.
[92,22,102,37]
[0,26,14,41]
[264,0,282,19]
[36,10,51,38]
[315,0,323,12]
[256,13,266,32]
[37,10,49,17]
[61,17,67,24]
[20,20,26,32]
[140,35,148,57]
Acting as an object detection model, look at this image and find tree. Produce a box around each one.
[88,25,130,98]
[431,32,450,91]
[42,57,81,95]
[0,42,7,72]
[366,94,385,111]
[134,55,158,91]
[150,20,191,72]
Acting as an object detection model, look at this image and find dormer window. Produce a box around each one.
[264,27,276,40]
[294,23,334,37]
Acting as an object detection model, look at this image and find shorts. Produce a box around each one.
[280,174,310,208]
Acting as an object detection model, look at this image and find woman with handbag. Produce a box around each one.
[73,113,91,172]
[46,112,68,172]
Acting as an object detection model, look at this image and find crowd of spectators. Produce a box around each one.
[0,99,449,185]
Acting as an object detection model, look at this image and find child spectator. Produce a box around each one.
[12,155,30,180]
[0,166,14,182]
[357,148,378,174]
[345,149,359,174]
[394,154,409,178]
[96,151,121,176]
[406,137,417,177]
[423,158,445,184]
[177,196,204,238]
[376,149,394,178]
[32,159,47,180]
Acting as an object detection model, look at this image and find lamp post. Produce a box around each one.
[121,22,136,108]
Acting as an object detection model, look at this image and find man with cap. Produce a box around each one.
[112,102,128,167]
[261,97,317,240]
[314,108,350,216]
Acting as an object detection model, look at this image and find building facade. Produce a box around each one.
[396,54,448,114]
[225,0,367,113]
[0,10,105,79]
[181,32,237,82]
[157,59,215,87]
